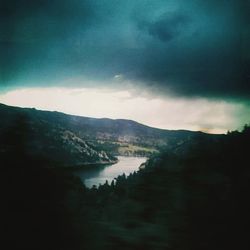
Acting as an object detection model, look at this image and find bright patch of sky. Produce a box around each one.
[0,87,249,134]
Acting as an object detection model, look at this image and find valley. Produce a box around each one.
[0,103,218,167]
[1,103,249,250]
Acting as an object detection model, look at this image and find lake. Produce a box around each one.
[73,156,147,188]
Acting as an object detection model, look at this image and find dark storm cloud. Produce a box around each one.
[0,0,93,40]
[138,12,190,42]
[0,0,249,100]
[0,0,95,85]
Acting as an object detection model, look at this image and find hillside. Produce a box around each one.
[2,117,249,250]
[0,104,117,166]
[76,125,250,250]
[0,103,220,166]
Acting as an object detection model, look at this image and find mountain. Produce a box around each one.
[2,102,246,250]
[0,103,220,166]
[78,125,250,250]
[0,104,117,166]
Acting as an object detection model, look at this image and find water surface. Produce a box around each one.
[73,156,147,188]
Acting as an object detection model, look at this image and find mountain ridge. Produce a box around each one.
[0,103,221,166]
[0,103,213,134]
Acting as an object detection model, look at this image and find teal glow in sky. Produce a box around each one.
[0,0,249,132]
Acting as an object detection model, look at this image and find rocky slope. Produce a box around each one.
[0,103,221,166]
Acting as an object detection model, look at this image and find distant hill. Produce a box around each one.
[0,103,221,166]
[79,125,250,250]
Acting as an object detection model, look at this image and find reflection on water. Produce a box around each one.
[73,156,147,188]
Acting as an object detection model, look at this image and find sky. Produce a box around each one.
[0,0,249,133]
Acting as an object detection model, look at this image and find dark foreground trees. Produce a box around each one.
[85,126,250,250]
[1,125,250,250]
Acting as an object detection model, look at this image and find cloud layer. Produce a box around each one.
[1,0,249,100]
[1,87,249,133]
